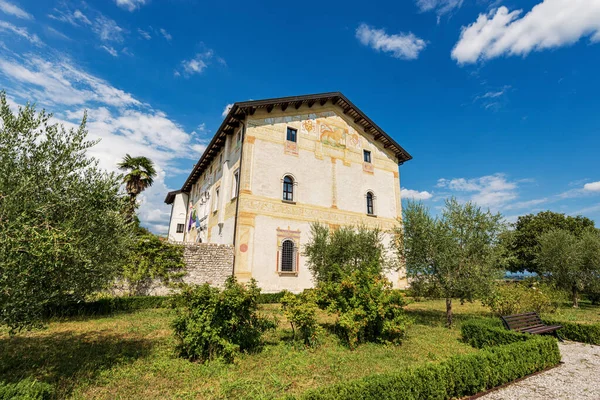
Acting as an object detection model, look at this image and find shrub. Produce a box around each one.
[317,268,410,349]
[172,277,275,363]
[121,230,185,296]
[0,379,54,400]
[542,319,600,345]
[44,295,169,317]
[461,319,530,348]
[482,281,562,316]
[298,334,560,400]
[281,291,322,347]
[258,291,286,304]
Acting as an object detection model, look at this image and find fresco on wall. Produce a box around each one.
[318,119,347,148]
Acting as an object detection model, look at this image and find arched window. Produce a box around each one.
[280,239,296,272]
[283,175,294,201]
[366,191,375,215]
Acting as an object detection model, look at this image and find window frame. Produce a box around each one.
[231,169,240,200]
[213,187,220,212]
[363,149,372,163]
[286,127,297,143]
[279,239,297,273]
[176,223,185,233]
[282,175,294,202]
[366,191,375,216]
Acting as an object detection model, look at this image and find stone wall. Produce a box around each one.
[133,243,234,296]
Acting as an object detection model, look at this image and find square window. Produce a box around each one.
[363,150,372,163]
[176,223,184,233]
[286,127,297,143]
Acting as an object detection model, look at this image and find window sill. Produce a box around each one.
[367,214,377,218]
[278,271,298,276]
[282,200,296,205]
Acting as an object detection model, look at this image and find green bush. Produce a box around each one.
[44,295,169,317]
[122,230,185,296]
[482,281,562,316]
[299,335,560,400]
[317,268,410,349]
[172,277,276,363]
[542,319,600,345]
[257,292,286,304]
[461,319,531,348]
[0,379,54,400]
[281,291,322,347]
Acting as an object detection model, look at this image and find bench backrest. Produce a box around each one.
[501,312,544,331]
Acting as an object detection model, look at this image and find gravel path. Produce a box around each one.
[480,341,600,400]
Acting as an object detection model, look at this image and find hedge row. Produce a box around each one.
[461,319,530,348]
[44,295,170,318]
[297,321,560,400]
[543,318,600,345]
[44,291,289,318]
[0,379,53,400]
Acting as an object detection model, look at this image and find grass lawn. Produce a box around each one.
[0,303,477,400]
[3,298,596,399]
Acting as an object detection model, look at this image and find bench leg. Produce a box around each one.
[554,331,564,342]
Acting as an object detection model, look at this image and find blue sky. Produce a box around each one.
[1,0,599,233]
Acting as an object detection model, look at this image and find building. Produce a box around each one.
[165,92,412,292]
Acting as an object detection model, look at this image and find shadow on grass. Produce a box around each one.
[0,331,154,397]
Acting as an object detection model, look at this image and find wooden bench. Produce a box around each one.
[501,312,563,341]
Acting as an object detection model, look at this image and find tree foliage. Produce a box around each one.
[397,199,504,327]
[281,290,322,347]
[121,226,185,295]
[506,211,596,273]
[303,223,388,283]
[0,93,131,333]
[172,277,276,363]
[118,154,156,220]
[536,228,600,307]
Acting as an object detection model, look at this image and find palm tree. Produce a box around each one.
[118,154,157,221]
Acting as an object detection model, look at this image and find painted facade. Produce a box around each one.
[166,93,411,293]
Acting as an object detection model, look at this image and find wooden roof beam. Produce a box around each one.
[319,98,328,106]
[281,102,289,111]
[294,101,302,109]
[266,104,274,113]
[307,99,316,108]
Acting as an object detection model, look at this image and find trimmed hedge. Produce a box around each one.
[257,292,287,304]
[44,296,170,318]
[461,319,530,348]
[297,320,561,400]
[0,379,54,400]
[543,319,600,345]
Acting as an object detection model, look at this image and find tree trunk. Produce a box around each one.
[127,194,137,222]
[572,286,579,308]
[446,297,453,328]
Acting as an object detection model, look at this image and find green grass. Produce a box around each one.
[0,304,477,400]
[4,299,596,399]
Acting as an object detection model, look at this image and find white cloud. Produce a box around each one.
[437,173,518,208]
[356,23,426,60]
[101,45,118,57]
[138,28,151,39]
[0,0,32,20]
[49,8,90,26]
[221,103,233,117]
[115,0,147,12]
[584,181,600,192]
[0,49,209,234]
[416,0,464,18]
[401,188,433,200]
[452,1,600,64]
[0,20,42,46]
[159,28,171,41]
[93,14,124,42]
[0,55,139,106]
[46,27,71,41]
[178,49,224,77]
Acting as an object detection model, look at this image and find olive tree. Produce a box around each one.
[0,93,132,333]
[397,199,504,327]
[537,229,600,308]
